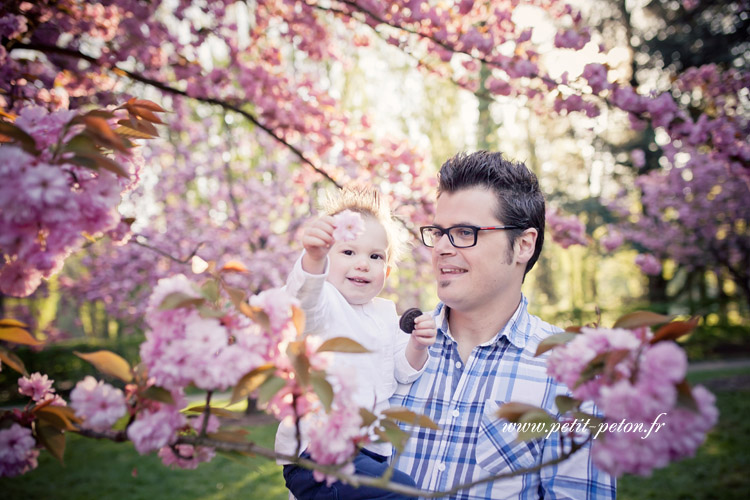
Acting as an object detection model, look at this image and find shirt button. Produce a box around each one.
[452,409,460,418]
[455,361,462,369]
[437,462,446,472]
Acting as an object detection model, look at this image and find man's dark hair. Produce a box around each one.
[437,151,545,276]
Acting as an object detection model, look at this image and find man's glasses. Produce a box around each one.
[420,224,521,248]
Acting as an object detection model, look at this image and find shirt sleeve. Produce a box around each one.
[538,400,617,499]
[283,251,329,334]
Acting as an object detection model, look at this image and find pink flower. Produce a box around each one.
[546,208,588,248]
[631,149,646,169]
[21,164,69,205]
[0,424,39,478]
[640,342,687,383]
[0,261,44,298]
[600,229,624,252]
[158,444,215,469]
[332,210,365,242]
[582,63,610,94]
[127,405,186,455]
[249,287,300,332]
[18,372,54,402]
[635,254,662,276]
[70,376,127,431]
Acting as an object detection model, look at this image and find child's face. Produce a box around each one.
[327,216,389,305]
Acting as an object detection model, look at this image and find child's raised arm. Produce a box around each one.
[300,216,336,275]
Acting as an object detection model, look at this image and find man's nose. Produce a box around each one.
[433,233,455,254]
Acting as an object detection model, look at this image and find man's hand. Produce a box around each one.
[301,216,336,274]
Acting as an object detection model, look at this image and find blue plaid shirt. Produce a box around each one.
[390,297,616,500]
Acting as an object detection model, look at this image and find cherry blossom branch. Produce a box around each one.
[11,42,342,188]
[132,236,205,265]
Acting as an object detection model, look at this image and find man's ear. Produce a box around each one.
[386,266,392,278]
[515,228,538,265]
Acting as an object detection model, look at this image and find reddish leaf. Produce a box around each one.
[74,350,133,382]
[287,341,311,387]
[359,408,378,427]
[81,115,129,153]
[220,261,248,273]
[382,407,440,430]
[535,332,578,356]
[565,325,583,333]
[127,98,166,113]
[316,337,370,354]
[613,311,674,329]
[35,406,81,431]
[0,121,37,154]
[207,429,250,443]
[496,402,547,422]
[0,346,27,375]
[185,405,238,418]
[675,379,700,412]
[650,317,700,344]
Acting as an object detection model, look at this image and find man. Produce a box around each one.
[391,151,616,499]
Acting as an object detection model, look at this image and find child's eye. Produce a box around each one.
[342,249,354,256]
[370,254,384,260]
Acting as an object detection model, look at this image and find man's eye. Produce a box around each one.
[456,229,474,238]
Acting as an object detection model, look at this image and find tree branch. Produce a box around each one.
[11,41,342,188]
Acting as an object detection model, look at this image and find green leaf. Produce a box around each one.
[35,421,66,464]
[382,407,440,430]
[230,364,276,404]
[535,332,579,356]
[256,375,286,407]
[675,379,700,412]
[359,408,378,428]
[613,311,674,329]
[316,337,371,354]
[516,410,556,441]
[374,419,409,453]
[555,395,580,414]
[74,350,133,382]
[201,279,220,303]
[143,385,175,405]
[158,291,204,311]
[310,371,334,412]
[287,341,310,387]
[185,405,238,418]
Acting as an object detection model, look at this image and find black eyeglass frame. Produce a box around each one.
[419,224,522,248]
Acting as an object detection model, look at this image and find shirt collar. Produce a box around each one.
[433,295,530,350]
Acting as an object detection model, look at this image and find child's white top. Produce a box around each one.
[275,252,424,460]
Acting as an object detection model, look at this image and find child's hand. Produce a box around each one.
[301,216,336,273]
[409,314,437,350]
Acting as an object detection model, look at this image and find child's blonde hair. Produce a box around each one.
[323,184,407,267]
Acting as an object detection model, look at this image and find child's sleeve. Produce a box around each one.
[283,252,329,334]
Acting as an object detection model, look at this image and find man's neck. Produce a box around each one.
[447,292,522,362]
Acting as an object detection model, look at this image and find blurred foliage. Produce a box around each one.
[0,334,143,405]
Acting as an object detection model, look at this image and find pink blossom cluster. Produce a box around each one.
[546,208,588,248]
[304,367,365,485]
[0,423,39,478]
[0,106,138,298]
[547,327,719,476]
[18,372,66,406]
[140,274,274,392]
[157,414,220,469]
[332,210,365,242]
[70,376,127,431]
[634,254,662,276]
[599,227,624,253]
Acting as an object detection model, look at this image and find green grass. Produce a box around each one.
[618,385,750,499]
[0,423,288,500]
[3,371,749,499]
